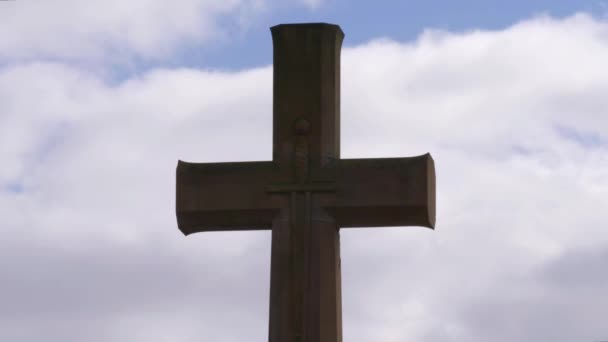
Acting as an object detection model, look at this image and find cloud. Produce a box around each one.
[1,12,607,342]
[0,0,267,63]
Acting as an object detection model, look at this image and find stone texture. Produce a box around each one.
[176,23,436,342]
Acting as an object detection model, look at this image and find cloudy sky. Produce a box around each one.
[1,0,608,341]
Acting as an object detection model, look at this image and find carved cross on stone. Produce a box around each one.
[176,23,436,342]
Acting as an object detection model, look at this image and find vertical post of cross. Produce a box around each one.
[271,23,343,170]
[268,23,345,342]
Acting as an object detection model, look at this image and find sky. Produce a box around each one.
[1,1,608,341]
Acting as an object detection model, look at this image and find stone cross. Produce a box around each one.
[176,23,435,342]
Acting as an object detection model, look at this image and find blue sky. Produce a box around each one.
[166,0,607,70]
[1,1,608,341]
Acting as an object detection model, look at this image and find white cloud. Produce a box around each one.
[0,0,267,63]
[1,12,607,342]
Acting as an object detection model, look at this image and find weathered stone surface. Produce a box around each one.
[176,23,436,342]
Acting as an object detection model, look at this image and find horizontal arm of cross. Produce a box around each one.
[176,160,281,235]
[323,153,435,229]
[176,153,435,234]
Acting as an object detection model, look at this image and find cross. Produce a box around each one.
[176,23,435,342]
